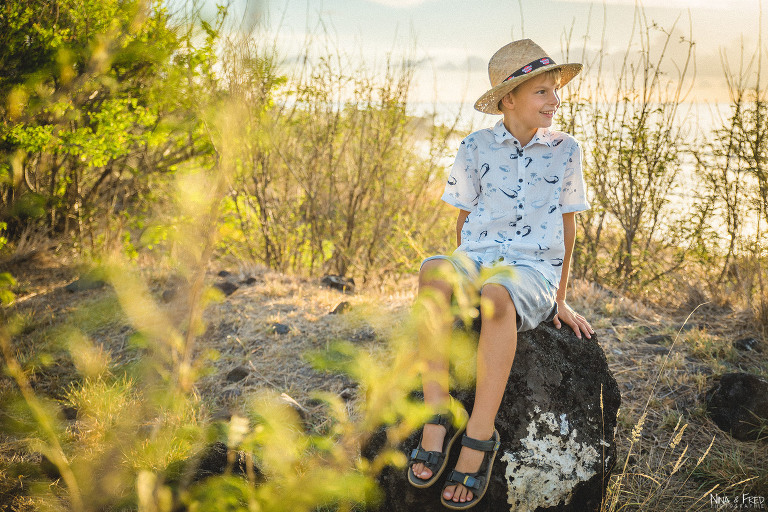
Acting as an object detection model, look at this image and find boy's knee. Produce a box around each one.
[480,283,515,319]
[419,260,454,286]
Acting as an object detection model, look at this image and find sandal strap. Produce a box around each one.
[461,433,500,452]
[445,469,485,493]
[408,411,459,470]
[425,412,451,429]
[409,448,442,467]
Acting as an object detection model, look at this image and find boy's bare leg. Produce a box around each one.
[411,260,454,480]
[444,283,517,503]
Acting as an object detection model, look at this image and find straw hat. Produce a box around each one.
[474,39,582,115]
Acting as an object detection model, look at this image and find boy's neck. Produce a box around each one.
[502,116,539,147]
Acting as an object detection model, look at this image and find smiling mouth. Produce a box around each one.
[541,110,556,115]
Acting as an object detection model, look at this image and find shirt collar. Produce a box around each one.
[493,120,553,148]
[530,128,553,147]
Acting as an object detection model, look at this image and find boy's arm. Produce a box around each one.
[456,209,470,246]
[553,212,594,339]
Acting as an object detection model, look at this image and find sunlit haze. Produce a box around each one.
[214,0,765,122]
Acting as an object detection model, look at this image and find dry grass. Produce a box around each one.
[567,278,768,508]
[1,263,767,510]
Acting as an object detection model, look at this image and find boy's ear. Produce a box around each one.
[500,92,514,112]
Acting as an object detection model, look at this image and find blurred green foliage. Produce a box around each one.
[0,271,16,305]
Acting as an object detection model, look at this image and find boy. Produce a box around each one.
[407,39,594,509]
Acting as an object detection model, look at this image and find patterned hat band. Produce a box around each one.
[502,58,555,83]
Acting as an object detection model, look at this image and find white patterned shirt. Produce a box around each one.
[441,119,590,287]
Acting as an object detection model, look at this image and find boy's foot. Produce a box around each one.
[441,429,500,508]
[410,422,447,480]
[441,442,486,503]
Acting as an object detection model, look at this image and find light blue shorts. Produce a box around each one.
[420,254,558,332]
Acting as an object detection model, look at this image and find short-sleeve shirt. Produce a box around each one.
[441,119,590,287]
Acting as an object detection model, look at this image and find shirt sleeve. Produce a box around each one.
[441,138,480,211]
[559,139,590,213]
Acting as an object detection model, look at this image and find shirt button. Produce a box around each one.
[516,231,521,235]
[518,179,523,183]
[518,204,523,209]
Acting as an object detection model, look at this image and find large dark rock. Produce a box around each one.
[366,323,621,512]
[706,372,768,442]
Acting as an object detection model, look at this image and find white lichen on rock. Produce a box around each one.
[501,411,600,512]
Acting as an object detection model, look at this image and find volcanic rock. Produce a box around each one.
[706,372,768,442]
[366,322,621,512]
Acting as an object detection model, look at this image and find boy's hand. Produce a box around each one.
[553,299,594,339]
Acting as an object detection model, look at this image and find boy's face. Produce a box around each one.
[502,73,561,135]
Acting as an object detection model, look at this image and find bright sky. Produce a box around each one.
[227,0,766,115]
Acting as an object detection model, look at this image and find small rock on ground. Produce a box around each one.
[643,334,672,345]
[226,366,250,383]
[65,276,107,292]
[321,275,355,293]
[214,281,239,296]
[61,406,78,421]
[330,301,351,315]
[271,323,290,335]
[733,337,760,352]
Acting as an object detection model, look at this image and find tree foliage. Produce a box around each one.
[0,0,216,250]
